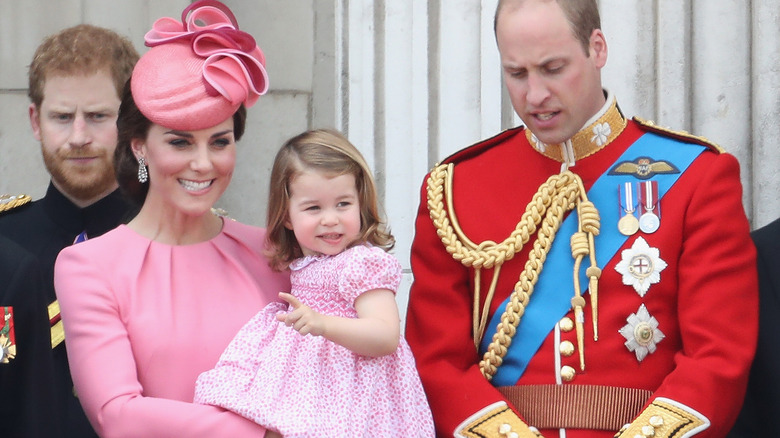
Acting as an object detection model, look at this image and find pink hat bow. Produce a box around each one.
[130,0,269,130]
[144,0,268,106]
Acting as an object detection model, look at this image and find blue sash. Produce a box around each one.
[480,132,706,386]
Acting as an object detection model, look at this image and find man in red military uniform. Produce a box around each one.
[405,1,758,437]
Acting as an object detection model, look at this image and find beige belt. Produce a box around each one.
[497,384,653,431]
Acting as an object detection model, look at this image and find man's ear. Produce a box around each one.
[589,29,608,68]
[29,104,42,141]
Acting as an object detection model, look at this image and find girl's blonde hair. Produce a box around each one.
[266,129,394,271]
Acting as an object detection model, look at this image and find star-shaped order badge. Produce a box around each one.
[614,236,667,297]
[619,304,665,362]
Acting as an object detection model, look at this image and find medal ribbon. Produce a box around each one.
[1,307,12,340]
[481,132,706,386]
[639,181,660,216]
[619,182,638,220]
[73,231,88,245]
[620,182,636,213]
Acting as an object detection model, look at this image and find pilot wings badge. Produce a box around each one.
[608,157,679,180]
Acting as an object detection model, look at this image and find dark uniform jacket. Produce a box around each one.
[0,235,57,438]
[0,183,132,437]
[729,217,780,438]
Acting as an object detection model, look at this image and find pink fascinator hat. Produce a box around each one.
[131,0,268,131]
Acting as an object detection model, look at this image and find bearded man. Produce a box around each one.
[0,24,138,437]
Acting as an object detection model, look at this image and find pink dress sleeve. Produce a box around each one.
[337,245,402,304]
[54,244,270,438]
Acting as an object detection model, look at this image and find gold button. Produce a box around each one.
[560,365,576,382]
[559,317,574,332]
[559,340,575,357]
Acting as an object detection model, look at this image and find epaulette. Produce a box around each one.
[436,126,526,168]
[633,117,724,153]
[0,194,32,214]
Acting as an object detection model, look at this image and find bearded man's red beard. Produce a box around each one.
[42,146,118,202]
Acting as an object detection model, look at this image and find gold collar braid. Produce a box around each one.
[526,96,627,163]
[425,164,601,380]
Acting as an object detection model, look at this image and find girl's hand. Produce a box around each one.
[265,430,283,438]
[276,292,325,336]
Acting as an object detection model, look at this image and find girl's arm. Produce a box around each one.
[277,290,400,357]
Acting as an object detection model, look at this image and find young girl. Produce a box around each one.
[194,129,434,437]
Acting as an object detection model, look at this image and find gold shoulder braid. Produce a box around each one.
[633,117,724,153]
[0,194,31,213]
[426,164,601,380]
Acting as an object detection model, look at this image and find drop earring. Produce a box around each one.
[137,157,148,183]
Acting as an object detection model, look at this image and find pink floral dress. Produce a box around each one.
[194,245,434,437]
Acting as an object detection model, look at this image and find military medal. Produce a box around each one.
[618,182,639,236]
[615,237,668,297]
[619,304,665,362]
[638,180,660,234]
[0,307,16,363]
[639,212,659,234]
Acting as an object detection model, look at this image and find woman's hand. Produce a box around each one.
[265,430,283,438]
[276,292,325,336]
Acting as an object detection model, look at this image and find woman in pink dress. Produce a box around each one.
[53,2,290,437]
[195,129,435,437]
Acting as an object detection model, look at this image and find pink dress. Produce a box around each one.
[54,219,290,437]
[194,244,434,437]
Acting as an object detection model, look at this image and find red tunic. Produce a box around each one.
[406,116,758,438]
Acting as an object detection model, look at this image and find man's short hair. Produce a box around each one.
[28,24,139,107]
[494,0,601,55]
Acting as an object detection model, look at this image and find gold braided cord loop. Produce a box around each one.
[426,161,604,379]
[426,164,577,348]
[427,163,558,270]
[425,162,602,375]
[478,180,583,379]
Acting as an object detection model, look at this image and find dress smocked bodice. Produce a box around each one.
[288,245,402,316]
[194,244,434,437]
